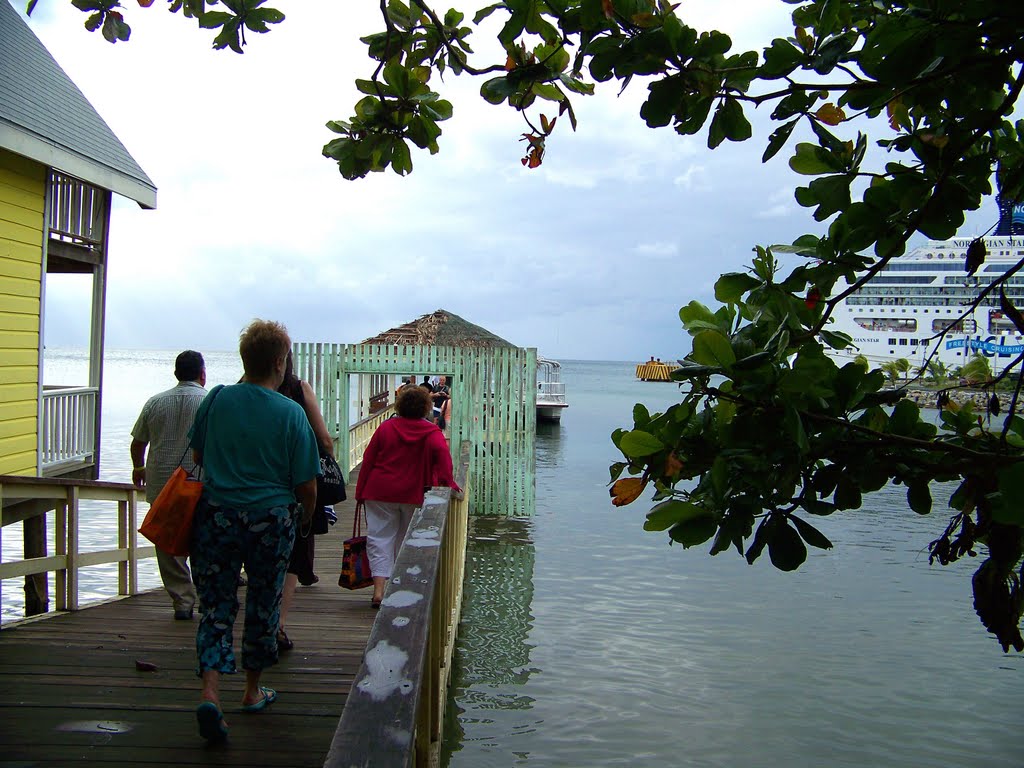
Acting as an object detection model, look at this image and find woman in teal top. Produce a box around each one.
[189,319,320,742]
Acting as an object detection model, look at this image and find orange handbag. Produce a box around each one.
[138,385,223,556]
[138,466,204,556]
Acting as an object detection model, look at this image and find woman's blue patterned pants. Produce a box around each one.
[190,498,297,675]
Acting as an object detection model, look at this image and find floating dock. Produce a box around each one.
[635,362,673,382]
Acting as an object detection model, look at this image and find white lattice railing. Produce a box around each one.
[537,381,566,404]
[40,387,98,471]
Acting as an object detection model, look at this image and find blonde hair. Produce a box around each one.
[239,319,290,379]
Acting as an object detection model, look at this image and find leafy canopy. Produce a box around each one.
[52,0,1024,651]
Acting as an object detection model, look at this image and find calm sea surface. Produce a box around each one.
[4,351,1022,765]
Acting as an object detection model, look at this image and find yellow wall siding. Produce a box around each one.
[0,364,37,385]
[0,147,44,476]
[0,415,34,440]
[0,311,38,334]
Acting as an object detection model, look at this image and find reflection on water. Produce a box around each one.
[442,517,538,766]
[534,420,564,469]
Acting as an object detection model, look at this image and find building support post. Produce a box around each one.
[23,511,49,616]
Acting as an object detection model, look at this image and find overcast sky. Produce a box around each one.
[21,0,1001,361]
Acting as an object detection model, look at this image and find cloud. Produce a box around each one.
[24,0,806,361]
[755,188,798,219]
[634,241,679,259]
[674,164,709,191]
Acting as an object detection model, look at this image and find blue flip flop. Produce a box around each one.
[241,686,277,713]
[196,701,228,741]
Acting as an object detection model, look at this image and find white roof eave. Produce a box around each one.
[0,124,157,210]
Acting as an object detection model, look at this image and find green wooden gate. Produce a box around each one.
[292,342,536,517]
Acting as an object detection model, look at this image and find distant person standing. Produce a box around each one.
[130,350,207,620]
[431,375,450,426]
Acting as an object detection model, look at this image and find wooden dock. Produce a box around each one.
[0,494,377,767]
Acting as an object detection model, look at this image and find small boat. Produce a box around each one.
[537,357,568,421]
[636,359,673,382]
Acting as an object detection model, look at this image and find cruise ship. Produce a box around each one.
[828,197,1024,374]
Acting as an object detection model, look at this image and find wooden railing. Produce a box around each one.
[349,404,395,472]
[1,410,400,621]
[47,171,107,253]
[325,442,470,767]
[40,386,98,472]
[0,475,150,622]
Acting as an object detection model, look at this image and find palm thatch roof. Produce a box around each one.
[362,309,515,349]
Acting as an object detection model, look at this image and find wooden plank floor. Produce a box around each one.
[0,488,377,767]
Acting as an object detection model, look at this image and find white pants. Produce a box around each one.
[364,500,418,579]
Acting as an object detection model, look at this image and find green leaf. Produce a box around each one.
[745,519,768,564]
[199,11,233,28]
[671,363,720,379]
[644,500,707,531]
[480,76,518,105]
[391,139,412,175]
[818,329,852,349]
[691,330,736,368]
[767,520,807,571]
[619,430,665,458]
[994,464,1024,525]
[641,75,683,128]
[760,38,803,79]
[782,405,809,455]
[804,174,853,220]
[714,272,760,303]
[668,514,718,548]
[708,98,751,150]
[907,482,932,515]
[834,476,862,510]
[789,142,838,175]
[679,301,718,330]
[633,402,653,427]
[473,2,503,24]
[763,118,798,163]
[790,515,833,550]
[888,399,920,436]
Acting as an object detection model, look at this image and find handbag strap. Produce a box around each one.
[353,502,365,537]
[177,384,225,474]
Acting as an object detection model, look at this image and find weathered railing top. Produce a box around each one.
[325,444,470,768]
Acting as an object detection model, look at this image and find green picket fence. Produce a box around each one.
[293,342,536,517]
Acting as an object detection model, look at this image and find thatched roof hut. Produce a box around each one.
[362,309,514,349]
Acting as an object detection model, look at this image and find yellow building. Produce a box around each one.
[0,1,156,479]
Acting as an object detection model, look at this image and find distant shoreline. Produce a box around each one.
[902,387,1013,412]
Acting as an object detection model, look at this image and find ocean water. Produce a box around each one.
[3,351,1022,765]
[442,360,1024,767]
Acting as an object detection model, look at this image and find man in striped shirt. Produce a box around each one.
[130,350,207,620]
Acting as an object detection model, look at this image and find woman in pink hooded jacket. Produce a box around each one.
[355,383,460,608]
